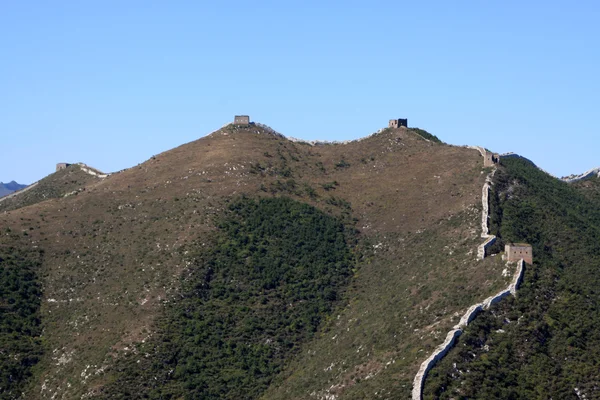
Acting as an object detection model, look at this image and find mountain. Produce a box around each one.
[422,156,600,399]
[0,122,598,399]
[562,166,600,183]
[0,180,27,197]
[0,163,106,212]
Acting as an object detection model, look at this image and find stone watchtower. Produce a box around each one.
[389,118,408,129]
[56,163,71,171]
[504,243,533,264]
[483,151,500,167]
[234,115,250,125]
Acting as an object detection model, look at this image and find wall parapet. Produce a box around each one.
[411,164,526,400]
[477,170,497,260]
[411,259,525,399]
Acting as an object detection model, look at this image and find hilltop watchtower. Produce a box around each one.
[56,163,71,171]
[504,243,533,264]
[484,151,499,167]
[234,115,250,125]
[389,118,408,128]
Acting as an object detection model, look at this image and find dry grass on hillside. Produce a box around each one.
[0,165,103,212]
[0,125,502,399]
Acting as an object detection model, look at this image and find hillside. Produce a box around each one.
[0,123,533,399]
[0,164,105,212]
[422,156,600,399]
[571,173,600,203]
[0,181,27,197]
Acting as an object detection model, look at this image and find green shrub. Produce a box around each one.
[103,197,356,399]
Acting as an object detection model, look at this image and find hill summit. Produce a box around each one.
[0,119,599,399]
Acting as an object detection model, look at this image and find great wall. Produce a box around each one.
[562,166,600,183]
[411,148,526,400]
[0,181,39,203]
[0,163,108,205]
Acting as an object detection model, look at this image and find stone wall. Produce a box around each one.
[0,163,108,205]
[0,182,39,204]
[477,171,497,260]
[76,163,108,178]
[467,146,498,168]
[411,163,527,400]
[562,167,600,183]
[411,259,525,400]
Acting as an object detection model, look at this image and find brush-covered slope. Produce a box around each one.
[423,156,600,399]
[0,165,103,212]
[571,173,600,203]
[0,124,508,399]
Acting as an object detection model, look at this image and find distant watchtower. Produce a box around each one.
[389,118,408,128]
[56,163,71,172]
[483,151,499,167]
[504,243,533,264]
[234,115,250,125]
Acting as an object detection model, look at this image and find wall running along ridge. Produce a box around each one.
[0,164,108,205]
[0,182,39,204]
[411,149,525,400]
[77,163,109,178]
[562,166,600,183]
[477,171,497,260]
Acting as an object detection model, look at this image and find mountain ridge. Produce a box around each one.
[0,122,598,399]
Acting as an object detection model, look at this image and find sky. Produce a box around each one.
[1,1,599,184]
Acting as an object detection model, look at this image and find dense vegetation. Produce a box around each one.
[423,156,600,399]
[0,248,43,399]
[572,174,600,204]
[410,128,442,143]
[103,196,356,399]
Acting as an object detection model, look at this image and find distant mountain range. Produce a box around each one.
[0,181,27,197]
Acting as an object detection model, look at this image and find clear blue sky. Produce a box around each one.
[2,1,599,184]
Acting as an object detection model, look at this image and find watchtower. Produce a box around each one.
[504,243,533,264]
[389,118,408,129]
[56,163,71,171]
[234,115,250,125]
[484,151,499,167]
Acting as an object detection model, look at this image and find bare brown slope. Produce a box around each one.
[0,125,501,399]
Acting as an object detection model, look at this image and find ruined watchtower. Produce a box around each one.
[389,118,408,129]
[484,151,500,167]
[234,115,250,125]
[504,243,533,264]
[56,163,71,171]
